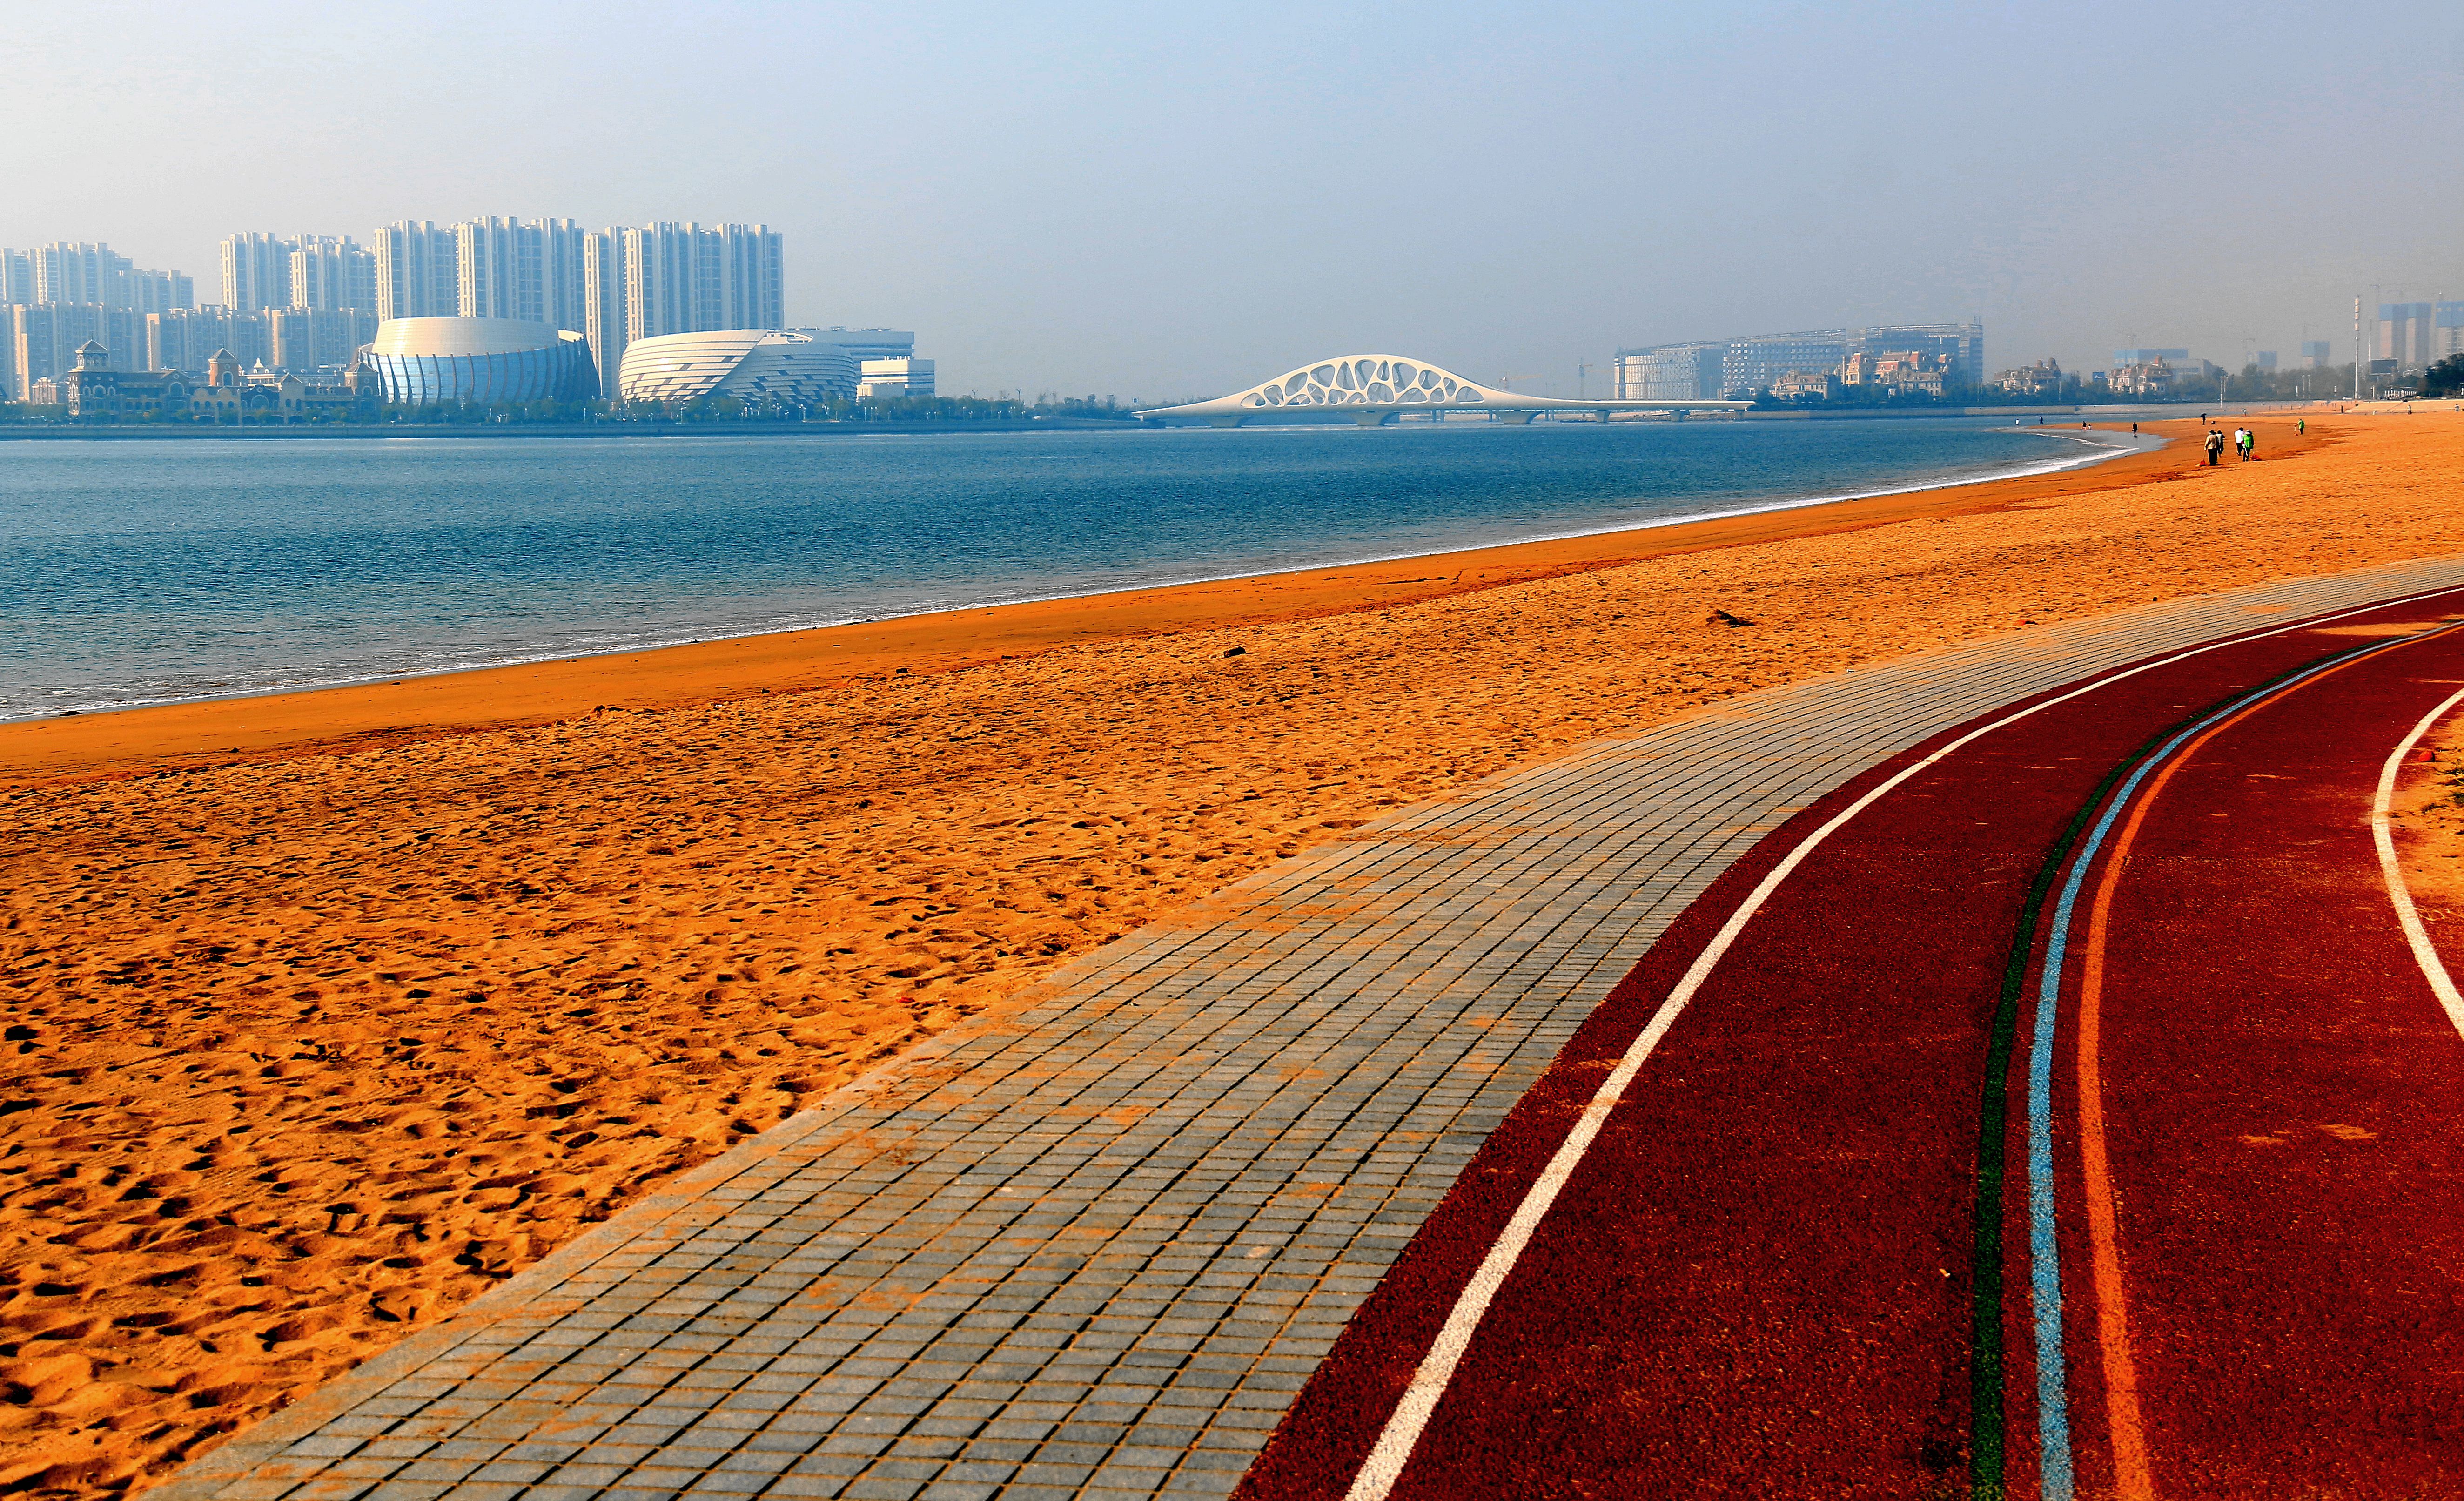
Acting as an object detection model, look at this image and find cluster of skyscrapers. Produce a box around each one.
[2371,302,2464,372]
[2,219,785,404]
[1612,323,1986,401]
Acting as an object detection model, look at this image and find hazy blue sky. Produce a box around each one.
[7,0,2461,398]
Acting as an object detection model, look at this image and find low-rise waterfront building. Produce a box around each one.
[1991,357,2063,397]
[1613,342,1725,401]
[2108,357,2178,397]
[29,339,379,421]
[1871,350,1951,397]
[1767,368,1835,401]
[1616,321,1983,400]
[9,303,150,399]
[857,357,934,399]
[32,340,193,418]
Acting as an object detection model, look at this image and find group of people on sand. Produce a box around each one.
[2203,423,2258,465]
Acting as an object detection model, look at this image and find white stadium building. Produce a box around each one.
[361,316,599,405]
[616,328,915,407]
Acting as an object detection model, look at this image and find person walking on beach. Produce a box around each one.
[2298,417,2306,436]
[2206,428,2226,466]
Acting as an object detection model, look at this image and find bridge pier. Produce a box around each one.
[1208,415,1244,429]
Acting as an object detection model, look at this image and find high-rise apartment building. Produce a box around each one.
[123,269,193,314]
[0,243,190,321]
[582,230,627,396]
[714,223,784,331]
[9,303,149,398]
[374,221,460,320]
[2378,303,2435,370]
[619,223,696,343]
[222,233,298,311]
[457,217,542,322]
[33,242,128,305]
[24,242,190,311]
[290,239,376,313]
[453,216,590,329]
[146,307,271,376]
[538,218,588,336]
[267,306,378,372]
[587,222,785,406]
[2302,340,2334,367]
[619,222,784,343]
[2432,303,2464,363]
[146,310,200,375]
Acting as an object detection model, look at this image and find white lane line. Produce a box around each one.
[2372,684,2464,1041]
[1342,582,2464,1501]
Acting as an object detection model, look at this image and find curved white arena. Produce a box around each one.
[619,330,841,406]
[369,316,564,358]
[363,317,596,405]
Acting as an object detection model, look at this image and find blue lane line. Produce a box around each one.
[2023,637,2415,1500]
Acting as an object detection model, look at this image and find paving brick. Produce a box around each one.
[149,562,2464,1501]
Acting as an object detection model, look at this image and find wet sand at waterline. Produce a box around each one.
[0,412,2437,1496]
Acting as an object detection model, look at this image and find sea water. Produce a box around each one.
[0,418,2138,720]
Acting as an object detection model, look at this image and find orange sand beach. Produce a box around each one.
[4,411,2458,1498]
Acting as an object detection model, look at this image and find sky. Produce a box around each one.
[6,0,2462,399]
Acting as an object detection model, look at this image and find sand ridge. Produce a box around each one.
[1,412,2449,1498]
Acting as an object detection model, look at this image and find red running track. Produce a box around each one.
[1234,586,2464,1500]
[2052,624,2464,1497]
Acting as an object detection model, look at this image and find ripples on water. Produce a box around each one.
[0,419,2132,719]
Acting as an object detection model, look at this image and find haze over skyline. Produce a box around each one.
[7,0,2461,398]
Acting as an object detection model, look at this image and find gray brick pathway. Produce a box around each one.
[154,557,2464,1501]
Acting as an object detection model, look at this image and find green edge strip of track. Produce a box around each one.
[1964,636,2397,1498]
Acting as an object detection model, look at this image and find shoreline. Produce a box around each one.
[0,399,2313,442]
[1,422,2179,784]
[7,422,2143,730]
[2,408,2428,1499]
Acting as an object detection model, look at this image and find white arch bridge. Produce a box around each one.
[1134,355,1748,426]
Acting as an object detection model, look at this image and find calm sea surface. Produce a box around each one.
[2,418,2140,720]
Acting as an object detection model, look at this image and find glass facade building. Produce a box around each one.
[363,317,597,405]
[1617,321,1985,399]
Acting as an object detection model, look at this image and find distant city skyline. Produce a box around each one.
[6,2,2463,398]
[0,218,786,398]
